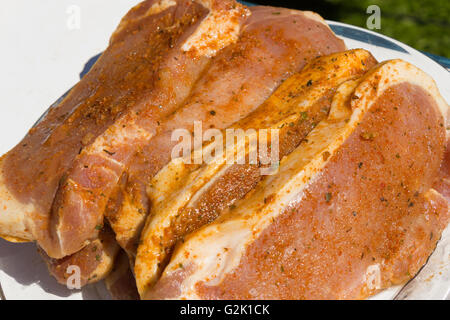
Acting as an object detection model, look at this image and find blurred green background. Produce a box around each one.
[250,0,450,58]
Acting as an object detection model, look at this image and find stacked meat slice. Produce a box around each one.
[107,5,348,259]
[0,0,448,300]
[140,57,449,299]
[135,49,378,294]
[0,0,345,287]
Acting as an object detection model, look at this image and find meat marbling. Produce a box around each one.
[0,0,249,258]
[0,0,448,300]
[140,59,449,300]
[107,5,347,257]
[0,0,346,286]
[135,49,377,294]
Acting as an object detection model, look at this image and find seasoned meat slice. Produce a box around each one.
[39,225,119,287]
[135,49,377,294]
[0,0,248,258]
[107,5,346,256]
[141,60,449,300]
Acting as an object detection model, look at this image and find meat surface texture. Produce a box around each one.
[0,0,249,258]
[135,49,378,295]
[141,59,449,300]
[46,0,248,259]
[0,0,448,300]
[107,5,347,258]
[0,0,346,288]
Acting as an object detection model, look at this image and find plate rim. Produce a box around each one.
[327,20,450,75]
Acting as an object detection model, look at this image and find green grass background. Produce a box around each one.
[251,0,450,58]
[324,0,450,58]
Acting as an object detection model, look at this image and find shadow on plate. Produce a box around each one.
[0,53,110,300]
[0,238,109,299]
[0,238,75,298]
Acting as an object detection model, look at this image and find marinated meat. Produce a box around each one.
[141,60,449,300]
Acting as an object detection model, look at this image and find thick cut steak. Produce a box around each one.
[48,4,346,284]
[47,0,248,259]
[107,5,347,257]
[140,60,449,300]
[135,49,377,294]
[0,0,249,258]
[2,1,447,300]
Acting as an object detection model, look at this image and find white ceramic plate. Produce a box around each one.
[0,15,449,300]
